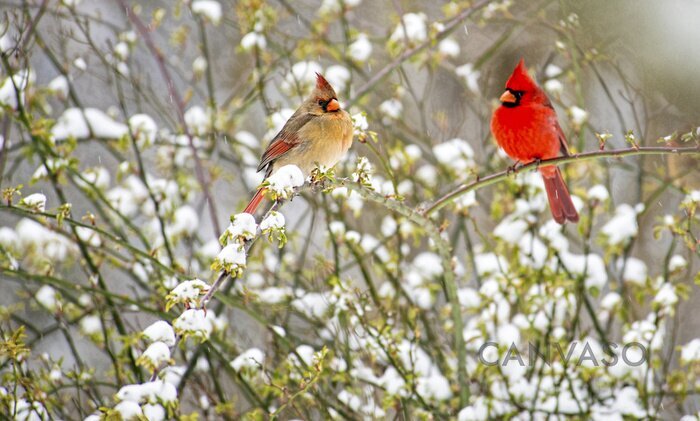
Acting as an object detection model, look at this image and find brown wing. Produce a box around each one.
[257,110,314,173]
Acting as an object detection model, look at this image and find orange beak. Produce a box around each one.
[326,98,340,112]
[499,90,516,104]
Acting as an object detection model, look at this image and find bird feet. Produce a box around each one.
[506,161,521,176]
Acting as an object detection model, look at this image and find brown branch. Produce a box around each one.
[422,145,700,217]
[115,0,222,235]
[348,0,493,106]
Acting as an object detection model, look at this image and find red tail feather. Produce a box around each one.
[244,188,266,215]
[541,167,579,224]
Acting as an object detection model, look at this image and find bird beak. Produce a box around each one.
[326,98,340,112]
[499,90,516,104]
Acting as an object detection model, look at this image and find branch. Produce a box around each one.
[199,199,284,309]
[116,0,222,235]
[348,0,492,106]
[336,179,471,406]
[422,145,700,217]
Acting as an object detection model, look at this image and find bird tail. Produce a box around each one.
[541,167,579,225]
[244,188,266,215]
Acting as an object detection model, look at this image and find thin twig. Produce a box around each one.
[423,145,700,217]
[116,0,222,235]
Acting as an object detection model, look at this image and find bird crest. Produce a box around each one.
[505,58,538,92]
[315,72,336,96]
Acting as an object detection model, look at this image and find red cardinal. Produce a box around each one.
[491,59,579,224]
[244,73,354,214]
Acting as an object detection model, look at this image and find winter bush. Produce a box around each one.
[0,0,699,420]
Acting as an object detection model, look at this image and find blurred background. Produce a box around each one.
[1,0,699,419]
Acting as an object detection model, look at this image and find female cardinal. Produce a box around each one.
[244,73,354,214]
[491,59,579,224]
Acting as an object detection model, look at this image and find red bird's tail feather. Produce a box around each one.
[244,188,266,215]
[541,167,579,225]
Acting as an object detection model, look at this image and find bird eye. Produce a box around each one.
[318,100,325,106]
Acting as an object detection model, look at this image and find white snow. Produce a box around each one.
[170,279,210,302]
[0,227,18,250]
[416,373,453,401]
[348,34,372,62]
[191,0,222,25]
[240,32,266,51]
[170,205,199,237]
[184,105,208,135]
[116,380,177,404]
[52,108,128,140]
[455,63,481,94]
[73,57,87,70]
[142,320,176,347]
[173,309,214,339]
[681,339,700,363]
[616,257,647,285]
[113,42,129,60]
[559,251,608,291]
[48,75,69,99]
[76,226,101,247]
[544,79,563,95]
[493,218,528,245]
[192,56,208,75]
[114,401,142,418]
[433,138,475,172]
[143,404,165,421]
[352,156,373,182]
[80,314,103,335]
[682,190,700,206]
[390,13,428,44]
[568,105,589,128]
[16,218,76,262]
[260,211,285,231]
[413,252,443,278]
[216,243,247,267]
[600,292,621,310]
[226,213,258,242]
[292,292,330,318]
[653,283,678,309]
[458,288,481,309]
[77,166,111,190]
[379,98,403,119]
[141,341,171,367]
[545,64,563,78]
[438,37,460,58]
[231,347,265,371]
[669,254,687,271]
[291,344,315,366]
[319,0,361,14]
[35,285,58,311]
[257,287,292,304]
[271,325,286,337]
[20,193,46,212]
[128,114,158,145]
[0,70,31,109]
[474,252,509,276]
[267,165,305,196]
[352,112,368,134]
[587,184,609,201]
[601,204,639,245]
